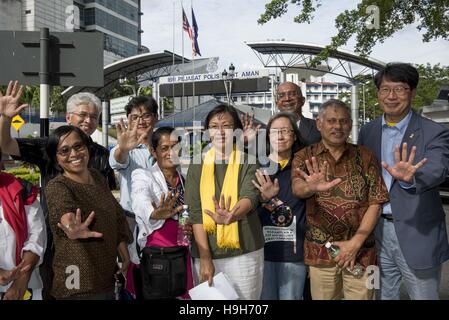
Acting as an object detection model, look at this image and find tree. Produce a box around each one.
[259,0,449,65]
[352,63,449,124]
[414,63,449,108]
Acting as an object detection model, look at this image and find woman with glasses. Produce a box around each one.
[185,104,264,300]
[252,112,307,300]
[131,126,193,299]
[44,126,132,299]
[108,96,159,296]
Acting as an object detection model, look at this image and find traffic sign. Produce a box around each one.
[11,115,25,131]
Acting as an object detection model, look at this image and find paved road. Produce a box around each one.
[400,202,449,300]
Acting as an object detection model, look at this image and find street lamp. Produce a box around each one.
[222,63,235,105]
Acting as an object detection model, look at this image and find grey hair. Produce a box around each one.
[66,92,102,115]
[317,99,351,118]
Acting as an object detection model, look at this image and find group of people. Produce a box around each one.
[0,62,448,300]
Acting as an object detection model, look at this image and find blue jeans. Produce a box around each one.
[375,218,442,300]
[260,261,307,300]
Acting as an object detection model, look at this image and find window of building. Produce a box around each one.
[241,96,247,102]
[25,10,31,14]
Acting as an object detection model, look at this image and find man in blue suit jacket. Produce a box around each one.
[358,63,449,300]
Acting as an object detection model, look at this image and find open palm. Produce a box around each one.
[252,169,280,201]
[151,192,183,220]
[205,195,239,225]
[116,117,148,152]
[382,143,427,183]
[296,157,342,192]
[57,208,103,240]
[0,81,28,118]
[241,113,261,145]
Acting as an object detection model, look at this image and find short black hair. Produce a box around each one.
[374,63,419,90]
[46,125,92,174]
[204,104,243,131]
[125,95,159,116]
[266,112,305,154]
[151,126,180,150]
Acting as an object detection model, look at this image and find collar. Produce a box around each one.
[315,140,350,156]
[382,110,412,133]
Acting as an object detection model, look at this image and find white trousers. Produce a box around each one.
[193,248,264,300]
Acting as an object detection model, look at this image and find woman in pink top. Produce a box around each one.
[131,127,193,299]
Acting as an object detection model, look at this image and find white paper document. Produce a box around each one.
[189,272,239,300]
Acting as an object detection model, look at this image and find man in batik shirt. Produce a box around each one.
[292,99,389,300]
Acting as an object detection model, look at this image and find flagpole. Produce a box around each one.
[172,0,175,124]
[181,1,185,113]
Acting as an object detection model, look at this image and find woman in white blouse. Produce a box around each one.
[131,126,193,298]
[0,152,46,300]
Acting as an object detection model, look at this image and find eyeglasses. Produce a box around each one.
[130,113,155,122]
[208,124,234,131]
[378,86,411,97]
[71,112,98,121]
[276,91,300,100]
[324,118,351,126]
[57,142,86,157]
[269,128,294,136]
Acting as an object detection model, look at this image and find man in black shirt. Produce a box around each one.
[0,81,116,299]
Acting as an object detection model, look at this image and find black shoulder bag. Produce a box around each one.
[140,245,188,299]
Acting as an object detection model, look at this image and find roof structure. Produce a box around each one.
[246,41,386,82]
[62,50,190,98]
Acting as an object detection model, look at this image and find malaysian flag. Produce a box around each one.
[191,7,201,56]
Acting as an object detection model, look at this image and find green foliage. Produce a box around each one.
[414,63,449,109]
[351,63,449,123]
[259,0,449,65]
[6,166,40,185]
[108,76,153,99]
[16,85,66,113]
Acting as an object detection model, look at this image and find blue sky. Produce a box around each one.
[141,0,449,77]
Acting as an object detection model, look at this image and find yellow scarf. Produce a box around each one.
[200,147,240,249]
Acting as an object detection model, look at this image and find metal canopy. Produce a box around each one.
[245,41,386,81]
[62,50,190,98]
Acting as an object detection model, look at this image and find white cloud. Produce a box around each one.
[141,0,449,78]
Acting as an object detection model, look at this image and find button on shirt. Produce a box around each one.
[109,144,153,212]
[381,111,412,215]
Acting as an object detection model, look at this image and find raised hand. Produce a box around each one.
[382,143,427,183]
[205,195,240,225]
[116,116,147,153]
[241,113,261,145]
[57,208,103,240]
[295,157,342,193]
[0,81,28,118]
[150,192,183,220]
[252,169,280,201]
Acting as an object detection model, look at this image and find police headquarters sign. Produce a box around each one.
[159,69,270,84]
